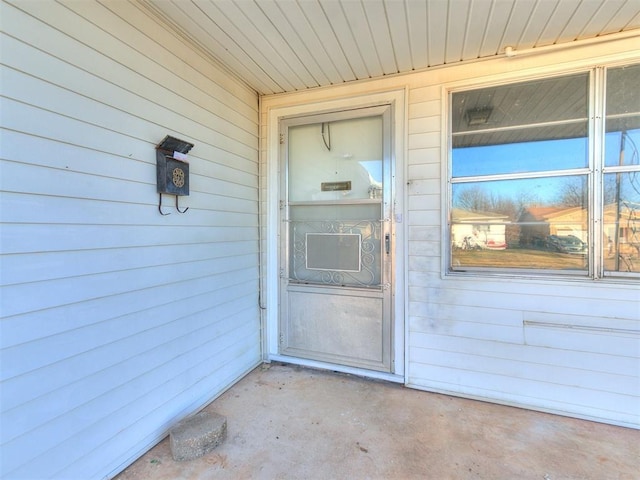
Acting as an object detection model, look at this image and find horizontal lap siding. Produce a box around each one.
[404,56,639,428]
[0,1,260,479]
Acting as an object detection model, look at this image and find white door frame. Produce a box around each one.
[264,89,407,382]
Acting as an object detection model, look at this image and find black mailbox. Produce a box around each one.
[156,135,194,214]
[157,155,190,196]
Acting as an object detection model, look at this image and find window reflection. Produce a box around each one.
[449,64,639,278]
[604,64,640,273]
[450,73,591,273]
[453,136,588,177]
[605,130,640,167]
[451,177,588,271]
[603,172,640,273]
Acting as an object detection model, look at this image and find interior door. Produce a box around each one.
[279,106,393,372]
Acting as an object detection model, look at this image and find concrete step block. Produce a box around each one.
[169,411,227,462]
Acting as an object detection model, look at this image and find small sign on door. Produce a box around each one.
[321,181,351,191]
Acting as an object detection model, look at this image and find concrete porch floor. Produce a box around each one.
[115,363,639,480]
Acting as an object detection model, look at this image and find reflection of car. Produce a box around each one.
[546,235,587,254]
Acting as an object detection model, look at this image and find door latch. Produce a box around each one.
[385,234,390,254]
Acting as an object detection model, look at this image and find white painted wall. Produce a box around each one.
[0,1,261,478]
[262,35,640,429]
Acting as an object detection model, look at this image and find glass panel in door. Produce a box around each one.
[287,115,384,287]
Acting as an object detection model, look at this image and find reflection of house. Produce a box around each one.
[451,209,508,250]
[520,204,639,253]
[519,206,587,247]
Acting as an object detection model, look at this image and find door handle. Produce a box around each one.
[385,234,390,254]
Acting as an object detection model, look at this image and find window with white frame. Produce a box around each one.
[449,63,640,278]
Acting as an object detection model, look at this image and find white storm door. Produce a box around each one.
[279,106,393,372]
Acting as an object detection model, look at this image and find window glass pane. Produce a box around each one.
[603,172,640,273]
[604,64,640,275]
[451,176,588,271]
[605,130,640,168]
[453,136,587,177]
[605,64,640,167]
[452,73,589,177]
[288,116,383,202]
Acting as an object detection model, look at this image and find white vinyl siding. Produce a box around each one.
[408,61,639,426]
[0,1,260,479]
[262,35,639,429]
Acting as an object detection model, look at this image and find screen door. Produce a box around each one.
[279,106,393,372]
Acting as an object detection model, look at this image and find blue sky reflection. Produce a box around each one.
[452,137,588,178]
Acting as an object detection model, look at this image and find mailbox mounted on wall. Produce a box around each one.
[156,135,194,215]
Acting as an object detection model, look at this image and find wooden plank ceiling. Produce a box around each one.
[144,0,640,95]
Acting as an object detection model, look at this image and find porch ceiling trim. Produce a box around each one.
[143,0,640,95]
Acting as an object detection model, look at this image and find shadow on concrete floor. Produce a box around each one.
[115,363,639,480]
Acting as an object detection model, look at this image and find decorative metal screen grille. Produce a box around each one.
[290,220,381,287]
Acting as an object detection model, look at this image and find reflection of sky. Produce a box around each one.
[452,128,640,206]
[605,129,640,167]
[359,160,382,183]
[606,130,640,205]
[606,172,640,204]
[452,137,587,177]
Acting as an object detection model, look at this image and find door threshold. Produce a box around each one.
[268,354,405,384]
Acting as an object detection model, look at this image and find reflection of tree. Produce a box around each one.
[603,175,620,205]
[556,176,621,207]
[556,180,586,207]
[454,185,536,220]
[456,186,489,213]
